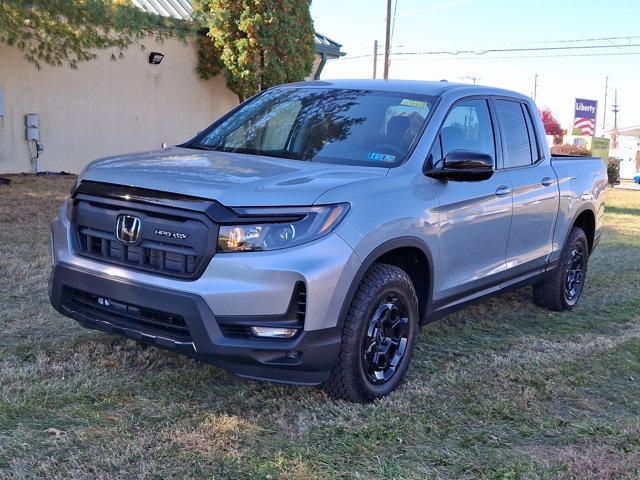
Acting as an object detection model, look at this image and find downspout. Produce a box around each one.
[314,53,327,80]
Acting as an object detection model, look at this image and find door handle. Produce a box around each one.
[495,185,512,197]
[541,177,553,187]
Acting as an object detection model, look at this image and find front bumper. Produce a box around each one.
[49,201,362,385]
[49,262,342,385]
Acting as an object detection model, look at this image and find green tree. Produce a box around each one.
[194,0,315,101]
[0,0,190,69]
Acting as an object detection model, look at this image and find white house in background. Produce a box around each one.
[610,126,640,179]
[0,1,344,174]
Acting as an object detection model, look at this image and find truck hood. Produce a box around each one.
[80,147,388,206]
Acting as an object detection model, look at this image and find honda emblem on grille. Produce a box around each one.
[115,215,141,245]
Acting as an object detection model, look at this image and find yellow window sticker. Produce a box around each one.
[400,99,428,108]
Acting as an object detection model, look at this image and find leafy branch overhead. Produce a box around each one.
[193,0,316,101]
[0,0,192,69]
[1,0,316,101]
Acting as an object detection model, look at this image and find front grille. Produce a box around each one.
[78,227,197,276]
[62,287,191,342]
[70,189,218,279]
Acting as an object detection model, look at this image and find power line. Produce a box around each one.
[389,42,640,57]
[355,0,470,26]
[387,0,399,77]
[393,0,470,19]
[390,51,640,61]
[509,35,640,45]
[390,0,399,45]
[340,42,640,60]
[336,51,640,63]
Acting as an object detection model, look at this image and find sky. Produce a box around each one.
[311,0,640,133]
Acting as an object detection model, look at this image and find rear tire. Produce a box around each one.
[533,227,589,311]
[322,263,419,403]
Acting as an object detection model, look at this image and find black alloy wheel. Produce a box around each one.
[361,292,410,385]
[564,241,586,305]
[533,226,589,311]
[323,263,419,403]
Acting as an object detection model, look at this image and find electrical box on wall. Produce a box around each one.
[0,88,5,117]
[25,114,39,127]
[25,113,40,141]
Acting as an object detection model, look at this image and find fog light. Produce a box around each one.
[250,326,297,339]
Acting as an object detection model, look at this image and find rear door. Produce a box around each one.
[492,99,559,278]
[430,98,513,304]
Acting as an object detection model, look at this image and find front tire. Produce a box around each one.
[533,226,589,311]
[322,263,419,403]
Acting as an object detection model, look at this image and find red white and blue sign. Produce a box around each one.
[573,98,597,136]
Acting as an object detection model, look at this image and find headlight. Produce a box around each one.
[218,203,349,252]
[67,178,79,221]
[66,199,74,222]
[69,177,79,196]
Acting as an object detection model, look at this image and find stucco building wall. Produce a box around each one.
[0,39,239,173]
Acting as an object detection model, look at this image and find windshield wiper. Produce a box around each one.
[185,144,216,151]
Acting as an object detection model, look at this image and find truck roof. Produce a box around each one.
[286,79,530,101]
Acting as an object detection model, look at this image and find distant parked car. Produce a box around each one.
[49,79,607,402]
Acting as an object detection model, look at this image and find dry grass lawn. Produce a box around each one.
[1,175,639,479]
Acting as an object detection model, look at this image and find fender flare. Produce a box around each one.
[336,236,435,329]
[566,204,597,251]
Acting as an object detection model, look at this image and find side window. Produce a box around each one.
[522,104,541,162]
[439,99,495,167]
[495,99,533,168]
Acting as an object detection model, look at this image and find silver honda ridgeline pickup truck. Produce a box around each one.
[49,80,606,402]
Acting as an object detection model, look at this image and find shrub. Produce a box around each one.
[540,108,563,136]
[607,157,621,185]
[550,144,592,156]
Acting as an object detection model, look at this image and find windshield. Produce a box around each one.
[186,87,436,167]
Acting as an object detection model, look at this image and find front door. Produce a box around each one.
[430,98,513,305]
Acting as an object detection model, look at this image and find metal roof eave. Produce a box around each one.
[314,43,346,58]
[130,0,345,57]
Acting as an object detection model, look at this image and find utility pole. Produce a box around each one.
[383,0,392,79]
[461,76,480,85]
[373,40,378,79]
[602,77,609,133]
[611,89,620,149]
[533,74,538,102]
[612,89,619,130]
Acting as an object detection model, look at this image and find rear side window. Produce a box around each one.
[495,99,533,168]
[522,104,541,161]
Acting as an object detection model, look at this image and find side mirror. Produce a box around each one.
[425,150,494,182]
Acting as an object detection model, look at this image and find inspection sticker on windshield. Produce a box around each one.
[366,152,396,162]
[400,99,428,108]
